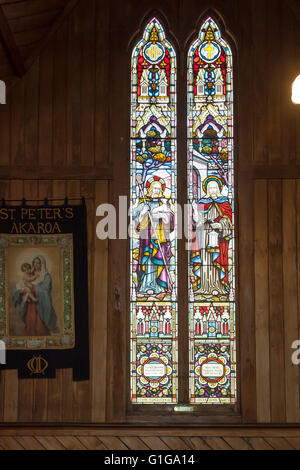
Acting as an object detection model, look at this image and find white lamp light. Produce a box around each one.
[292,75,300,104]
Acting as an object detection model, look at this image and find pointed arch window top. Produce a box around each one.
[132,18,176,59]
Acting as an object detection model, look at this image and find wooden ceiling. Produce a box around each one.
[0,0,79,85]
[0,0,299,87]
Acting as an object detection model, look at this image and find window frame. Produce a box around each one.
[107,9,243,425]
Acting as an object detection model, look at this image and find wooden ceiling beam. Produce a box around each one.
[286,0,300,16]
[25,0,81,71]
[0,5,25,77]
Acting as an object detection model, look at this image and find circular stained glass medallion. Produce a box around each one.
[143,42,165,64]
[199,41,221,63]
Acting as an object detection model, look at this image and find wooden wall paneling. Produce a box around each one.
[282,179,300,422]
[266,0,281,164]
[10,78,25,167]
[38,43,53,167]
[66,4,82,168]
[0,94,10,165]
[92,180,108,423]
[281,5,296,165]
[254,180,271,423]
[17,179,37,422]
[237,1,257,422]
[52,21,68,168]
[106,0,127,423]
[47,179,66,422]
[252,0,268,165]
[297,180,300,419]
[94,0,109,167]
[268,180,285,422]
[0,179,11,422]
[79,0,95,167]
[24,59,39,168]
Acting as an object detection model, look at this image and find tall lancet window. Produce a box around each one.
[130,19,177,404]
[188,18,236,404]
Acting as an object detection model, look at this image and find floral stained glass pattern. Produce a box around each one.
[130,19,177,403]
[187,18,236,404]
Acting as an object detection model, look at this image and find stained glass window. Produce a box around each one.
[187,18,236,404]
[130,18,178,404]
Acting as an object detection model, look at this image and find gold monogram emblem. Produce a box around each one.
[27,356,48,375]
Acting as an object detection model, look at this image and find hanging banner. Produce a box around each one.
[0,199,89,380]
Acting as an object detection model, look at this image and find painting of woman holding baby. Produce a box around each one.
[11,256,58,336]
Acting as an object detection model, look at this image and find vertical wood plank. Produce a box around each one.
[282,180,299,422]
[106,0,128,422]
[95,0,109,166]
[38,44,53,167]
[24,60,39,169]
[296,180,300,421]
[66,4,82,168]
[254,180,271,423]
[10,79,25,168]
[281,5,296,165]
[268,179,285,422]
[0,95,10,166]
[266,0,281,164]
[80,0,95,167]
[52,21,68,168]
[92,180,108,422]
[237,0,257,422]
[252,0,268,165]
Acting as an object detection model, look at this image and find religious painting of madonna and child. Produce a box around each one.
[0,235,75,350]
[0,200,89,380]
